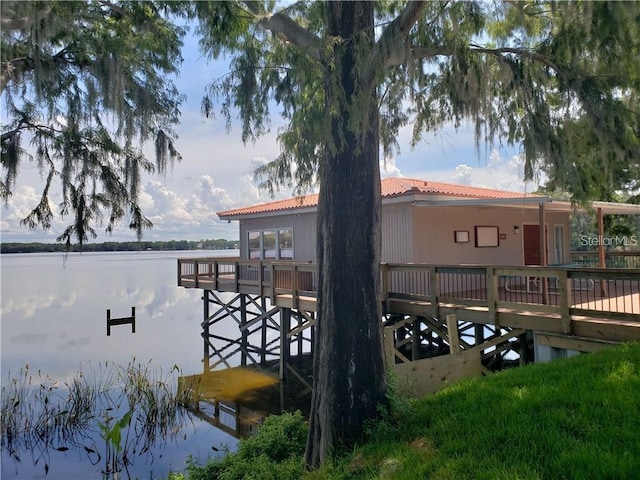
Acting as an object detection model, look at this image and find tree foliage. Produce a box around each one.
[183,0,640,467]
[1,0,185,246]
[192,1,639,202]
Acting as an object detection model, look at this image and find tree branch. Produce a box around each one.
[375,1,430,68]
[0,4,52,31]
[468,44,560,72]
[1,57,32,94]
[243,1,322,62]
[405,43,561,73]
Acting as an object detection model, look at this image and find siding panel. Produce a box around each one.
[382,205,412,263]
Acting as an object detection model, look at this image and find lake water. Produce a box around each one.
[1,250,242,479]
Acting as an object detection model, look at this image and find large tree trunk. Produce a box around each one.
[305,1,388,468]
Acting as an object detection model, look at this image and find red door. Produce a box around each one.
[523,224,541,265]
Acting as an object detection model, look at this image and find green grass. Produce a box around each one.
[179,342,640,480]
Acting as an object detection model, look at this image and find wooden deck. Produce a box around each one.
[178,258,640,345]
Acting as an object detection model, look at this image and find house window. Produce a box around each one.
[247,228,294,259]
[248,231,261,259]
[279,229,294,259]
[262,230,276,259]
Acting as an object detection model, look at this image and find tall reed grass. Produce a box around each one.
[1,358,201,479]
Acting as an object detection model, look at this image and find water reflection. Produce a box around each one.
[180,367,311,440]
[1,362,207,480]
[1,251,241,479]
[1,251,312,479]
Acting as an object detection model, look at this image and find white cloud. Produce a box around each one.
[2,32,543,245]
[452,164,474,186]
[381,157,403,178]
[420,150,543,194]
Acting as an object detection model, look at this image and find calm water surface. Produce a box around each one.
[1,250,240,479]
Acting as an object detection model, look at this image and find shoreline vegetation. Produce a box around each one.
[0,239,239,254]
[174,342,640,480]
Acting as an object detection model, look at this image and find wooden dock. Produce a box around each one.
[177,258,640,396]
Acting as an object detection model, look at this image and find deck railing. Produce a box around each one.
[571,251,640,269]
[178,258,640,322]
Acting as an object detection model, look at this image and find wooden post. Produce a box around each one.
[106,307,135,336]
[240,294,248,367]
[412,317,421,361]
[380,263,390,313]
[297,312,304,359]
[430,267,440,319]
[291,265,299,309]
[383,325,396,366]
[597,207,608,297]
[446,314,461,354]
[475,323,485,354]
[280,307,291,380]
[261,297,268,364]
[269,263,276,304]
[487,267,498,327]
[539,202,549,304]
[234,260,239,292]
[258,260,264,296]
[203,291,210,370]
[558,269,571,334]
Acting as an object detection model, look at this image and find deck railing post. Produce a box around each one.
[269,263,276,304]
[292,265,299,309]
[381,263,389,312]
[213,261,219,291]
[234,261,239,291]
[487,267,498,327]
[559,269,571,334]
[194,260,199,288]
[430,267,440,319]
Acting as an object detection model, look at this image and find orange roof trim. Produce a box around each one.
[218,177,538,218]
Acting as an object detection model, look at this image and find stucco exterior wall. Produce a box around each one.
[411,206,570,266]
[234,202,570,267]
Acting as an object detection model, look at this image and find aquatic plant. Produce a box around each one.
[0,359,202,479]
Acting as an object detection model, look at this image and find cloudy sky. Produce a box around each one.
[1,32,542,244]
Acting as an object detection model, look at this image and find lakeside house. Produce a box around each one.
[217,177,640,267]
[178,177,640,397]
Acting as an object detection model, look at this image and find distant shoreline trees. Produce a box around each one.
[0,238,238,254]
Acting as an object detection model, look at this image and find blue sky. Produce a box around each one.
[1,31,541,244]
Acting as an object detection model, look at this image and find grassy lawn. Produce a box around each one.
[178,342,640,480]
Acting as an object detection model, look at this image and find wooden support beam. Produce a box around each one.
[446,314,461,354]
[203,291,210,370]
[240,295,248,367]
[106,307,135,336]
[280,308,291,380]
